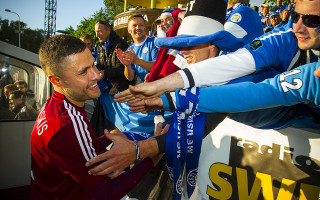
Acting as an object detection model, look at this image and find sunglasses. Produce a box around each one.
[96,20,110,28]
[291,11,320,28]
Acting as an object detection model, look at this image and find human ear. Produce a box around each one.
[48,75,62,86]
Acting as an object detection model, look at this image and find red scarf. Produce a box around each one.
[146,9,182,82]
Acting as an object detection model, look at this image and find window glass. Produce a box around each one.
[0,54,50,121]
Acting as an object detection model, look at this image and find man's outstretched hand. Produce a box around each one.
[114,72,185,104]
[114,82,164,104]
[128,97,164,113]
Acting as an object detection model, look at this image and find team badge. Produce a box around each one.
[176,174,183,194]
[248,39,263,51]
[142,46,148,53]
[231,13,242,23]
[187,168,198,187]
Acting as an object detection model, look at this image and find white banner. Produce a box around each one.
[196,118,320,200]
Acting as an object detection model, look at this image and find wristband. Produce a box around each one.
[133,140,140,160]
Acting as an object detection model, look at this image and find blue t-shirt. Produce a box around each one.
[129,36,158,81]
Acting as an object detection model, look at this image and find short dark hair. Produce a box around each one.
[128,14,145,25]
[10,90,25,100]
[229,0,249,5]
[15,80,28,88]
[39,35,86,77]
[96,20,111,29]
[80,33,94,42]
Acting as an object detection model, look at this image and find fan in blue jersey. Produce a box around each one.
[97,14,171,135]
[116,15,159,83]
[267,12,286,32]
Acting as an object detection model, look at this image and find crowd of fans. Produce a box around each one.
[259,0,295,32]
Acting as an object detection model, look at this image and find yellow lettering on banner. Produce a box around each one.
[299,183,320,200]
[276,178,296,199]
[237,168,274,200]
[207,163,232,199]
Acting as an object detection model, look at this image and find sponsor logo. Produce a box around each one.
[206,136,320,199]
[231,13,242,22]
[142,46,148,54]
[248,39,263,51]
[176,174,183,194]
[187,168,198,187]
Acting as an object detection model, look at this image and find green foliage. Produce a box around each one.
[56,0,128,46]
[104,0,125,24]
[0,17,44,53]
[263,0,291,11]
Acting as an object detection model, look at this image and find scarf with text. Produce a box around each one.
[165,87,205,200]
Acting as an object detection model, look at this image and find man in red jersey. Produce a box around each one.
[30,35,164,200]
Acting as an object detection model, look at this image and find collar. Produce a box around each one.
[134,36,148,46]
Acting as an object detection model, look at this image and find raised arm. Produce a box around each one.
[169,62,320,113]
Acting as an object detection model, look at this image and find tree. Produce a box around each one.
[64,0,135,45]
[0,17,44,53]
[104,0,125,24]
[67,8,110,45]
[264,0,291,11]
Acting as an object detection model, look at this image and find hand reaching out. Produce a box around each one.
[114,82,165,104]
[114,72,184,104]
[128,97,164,114]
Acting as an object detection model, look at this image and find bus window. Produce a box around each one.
[0,46,50,121]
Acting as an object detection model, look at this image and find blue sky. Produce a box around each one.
[0,0,264,31]
[0,0,105,31]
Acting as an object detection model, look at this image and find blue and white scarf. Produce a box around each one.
[165,87,205,200]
